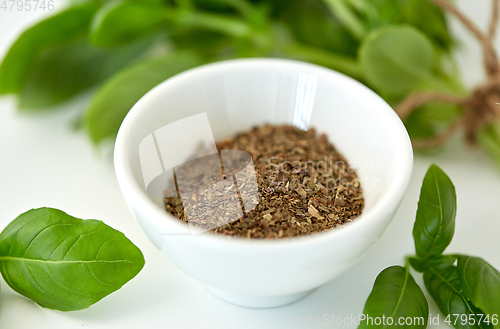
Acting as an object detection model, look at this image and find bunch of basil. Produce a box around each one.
[0,0,464,145]
[359,165,500,329]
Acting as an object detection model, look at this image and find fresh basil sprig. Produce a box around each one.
[0,208,144,311]
[360,165,500,329]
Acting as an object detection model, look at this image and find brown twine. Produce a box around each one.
[396,92,467,121]
[489,0,499,39]
[486,1,500,74]
[433,0,500,74]
[396,0,500,148]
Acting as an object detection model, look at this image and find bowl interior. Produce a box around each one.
[117,59,411,235]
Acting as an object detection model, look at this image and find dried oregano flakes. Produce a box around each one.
[165,125,364,239]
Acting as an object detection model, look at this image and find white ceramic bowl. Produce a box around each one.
[114,58,413,308]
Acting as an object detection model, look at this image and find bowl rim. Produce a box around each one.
[114,57,413,251]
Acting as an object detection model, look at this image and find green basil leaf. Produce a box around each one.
[355,0,406,32]
[359,25,436,96]
[398,0,453,52]
[84,51,203,143]
[192,0,238,13]
[322,0,366,40]
[409,256,428,273]
[90,0,165,47]
[350,0,452,51]
[169,29,232,58]
[405,107,439,141]
[405,102,463,141]
[359,266,428,328]
[0,2,100,94]
[413,164,456,258]
[282,0,358,57]
[18,37,151,109]
[0,208,144,311]
[457,255,500,328]
[257,0,298,17]
[424,256,492,329]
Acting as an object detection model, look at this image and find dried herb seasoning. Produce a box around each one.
[165,125,364,239]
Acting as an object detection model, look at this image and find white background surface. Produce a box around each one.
[1,1,499,328]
